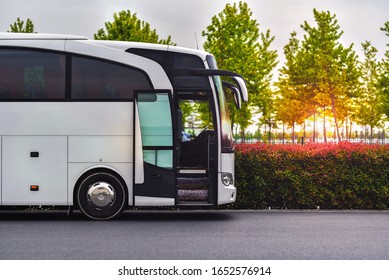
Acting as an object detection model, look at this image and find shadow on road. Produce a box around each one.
[120,210,233,221]
[0,209,234,222]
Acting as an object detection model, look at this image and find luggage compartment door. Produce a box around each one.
[2,136,68,205]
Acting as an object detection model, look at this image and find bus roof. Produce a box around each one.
[0,32,210,58]
[90,40,210,58]
[0,32,87,40]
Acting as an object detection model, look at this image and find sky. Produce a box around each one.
[1,0,389,65]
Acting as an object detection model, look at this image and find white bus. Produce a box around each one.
[0,33,248,220]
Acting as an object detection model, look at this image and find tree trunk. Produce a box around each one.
[323,107,327,143]
[313,114,316,143]
[268,123,272,143]
[330,94,341,142]
[240,129,245,143]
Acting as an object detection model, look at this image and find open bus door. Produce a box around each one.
[134,91,176,206]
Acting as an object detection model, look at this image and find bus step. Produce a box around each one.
[177,177,208,190]
[177,189,208,202]
[177,201,213,206]
[178,169,206,174]
[177,176,208,201]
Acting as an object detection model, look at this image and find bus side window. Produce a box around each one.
[71,56,152,100]
[0,49,66,100]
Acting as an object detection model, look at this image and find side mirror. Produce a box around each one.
[232,76,248,102]
[223,81,242,109]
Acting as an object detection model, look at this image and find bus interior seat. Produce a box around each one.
[25,83,46,99]
[0,84,11,99]
[71,84,86,99]
[105,83,120,98]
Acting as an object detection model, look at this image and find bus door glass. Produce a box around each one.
[134,91,176,201]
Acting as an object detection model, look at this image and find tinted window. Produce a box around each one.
[127,49,210,89]
[71,56,151,99]
[0,49,65,99]
[174,53,204,68]
[173,54,209,88]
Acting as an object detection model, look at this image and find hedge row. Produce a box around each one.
[234,142,389,209]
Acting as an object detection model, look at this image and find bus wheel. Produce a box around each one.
[77,171,126,220]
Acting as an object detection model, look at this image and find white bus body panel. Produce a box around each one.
[135,196,175,207]
[0,102,134,206]
[68,136,132,163]
[0,38,67,52]
[0,33,87,40]
[218,153,237,205]
[0,102,133,136]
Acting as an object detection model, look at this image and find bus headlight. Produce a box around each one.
[222,172,233,186]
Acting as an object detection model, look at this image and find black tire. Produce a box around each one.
[76,171,126,220]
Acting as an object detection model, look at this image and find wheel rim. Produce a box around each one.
[86,181,116,209]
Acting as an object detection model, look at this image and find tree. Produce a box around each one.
[8,18,35,33]
[353,41,386,137]
[202,1,278,137]
[380,21,389,118]
[278,9,359,142]
[254,30,279,141]
[277,31,316,142]
[94,10,175,45]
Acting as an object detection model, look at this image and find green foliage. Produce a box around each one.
[380,22,389,118]
[235,143,389,209]
[94,10,175,45]
[8,18,35,33]
[353,41,386,133]
[202,1,278,133]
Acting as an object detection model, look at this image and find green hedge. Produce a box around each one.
[234,143,389,209]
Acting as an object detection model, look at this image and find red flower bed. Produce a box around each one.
[234,143,389,209]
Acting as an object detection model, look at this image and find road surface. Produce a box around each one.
[0,210,388,259]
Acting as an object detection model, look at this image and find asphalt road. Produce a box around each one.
[0,210,388,260]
